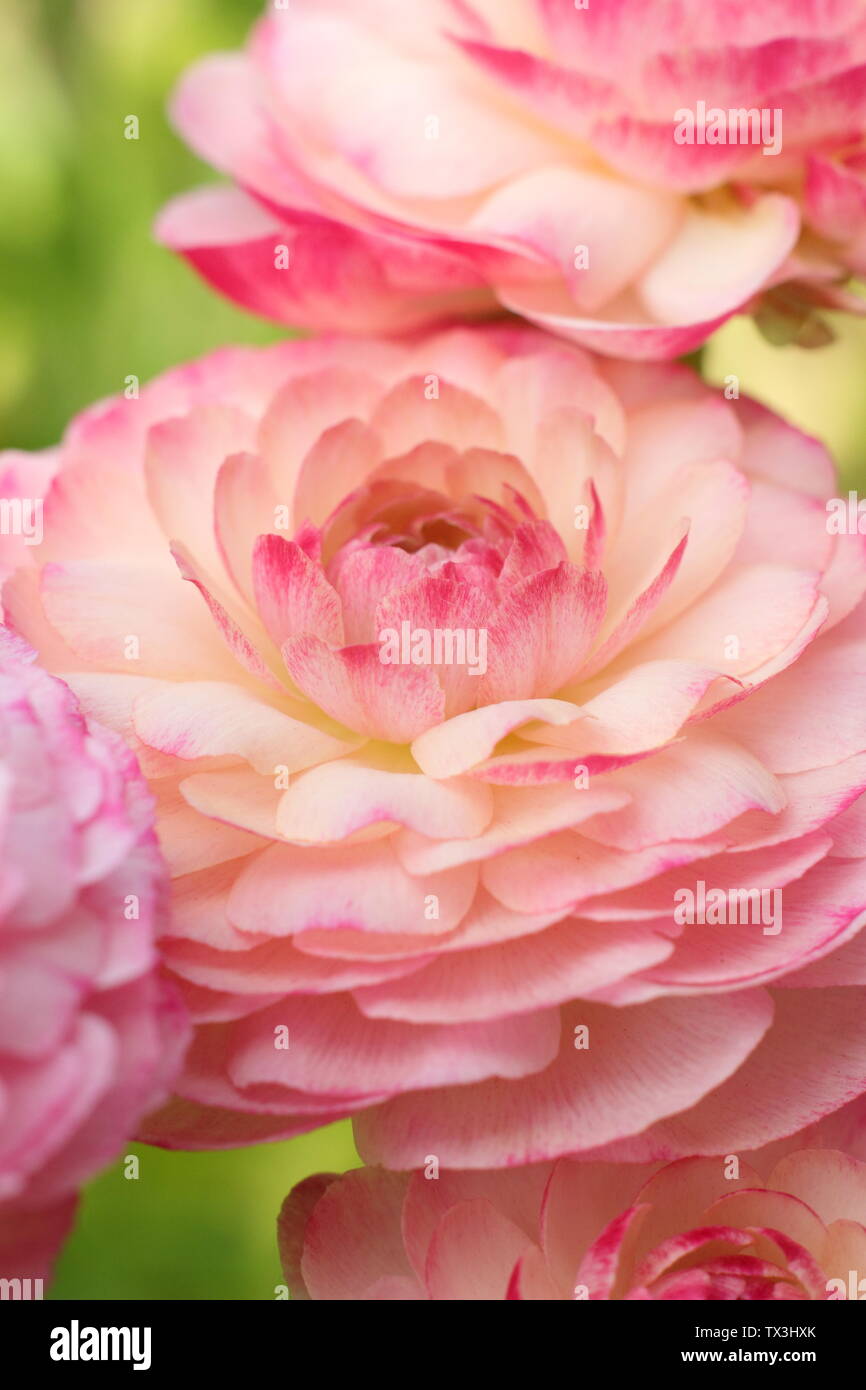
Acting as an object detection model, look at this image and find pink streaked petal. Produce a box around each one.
[369,376,505,457]
[499,286,736,363]
[283,636,445,741]
[257,367,383,505]
[171,542,284,687]
[167,52,308,200]
[467,746,645,786]
[252,534,344,648]
[395,782,631,875]
[163,935,431,997]
[144,406,257,583]
[213,451,281,609]
[711,619,866,773]
[152,778,264,877]
[580,531,688,678]
[728,753,866,852]
[179,768,284,841]
[581,833,831,924]
[602,461,750,641]
[293,419,383,532]
[274,761,493,843]
[498,520,568,587]
[737,397,836,498]
[375,566,496,718]
[480,563,607,702]
[704,1189,828,1267]
[259,10,557,201]
[470,163,681,311]
[638,199,800,321]
[630,564,823,677]
[402,1162,548,1287]
[412,697,582,778]
[590,988,866,1162]
[354,992,773,1168]
[575,1205,653,1300]
[295,1168,414,1301]
[226,993,561,1098]
[506,1245,563,1300]
[277,1172,339,1301]
[768,1149,866,1229]
[807,151,866,233]
[640,856,866,996]
[425,1199,534,1301]
[139,1094,347,1151]
[133,680,359,776]
[483,834,725,917]
[226,838,477,938]
[158,187,485,334]
[39,561,244,683]
[732,477,830,575]
[624,1154,765,1263]
[351,916,673,1023]
[535,660,718,756]
[821,531,866,631]
[579,732,785,852]
[329,545,425,644]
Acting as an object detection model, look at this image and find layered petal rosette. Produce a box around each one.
[5,326,866,1166]
[158,0,866,358]
[278,1122,866,1299]
[0,633,187,1284]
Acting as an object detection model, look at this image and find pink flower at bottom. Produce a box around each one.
[280,1113,866,1300]
[0,633,188,1284]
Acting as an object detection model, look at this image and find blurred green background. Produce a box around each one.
[1,0,865,1300]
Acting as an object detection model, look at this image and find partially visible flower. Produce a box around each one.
[158,0,866,358]
[279,1118,866,1299]
[0,633,187,1284]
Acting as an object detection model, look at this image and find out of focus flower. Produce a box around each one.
[158,0,866,357]
[0,633,187,1283]
[279,1123,866,1299]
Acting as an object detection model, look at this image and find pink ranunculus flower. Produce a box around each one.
[156,0,866,359]
[278,1127,866,1300]
[0,632,188,1285]
[5,326,866,1165]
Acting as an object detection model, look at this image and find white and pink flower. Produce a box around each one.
[158,0,866,358]
[4,326,866,1167]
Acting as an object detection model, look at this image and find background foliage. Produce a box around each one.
[1,0,864,1299]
